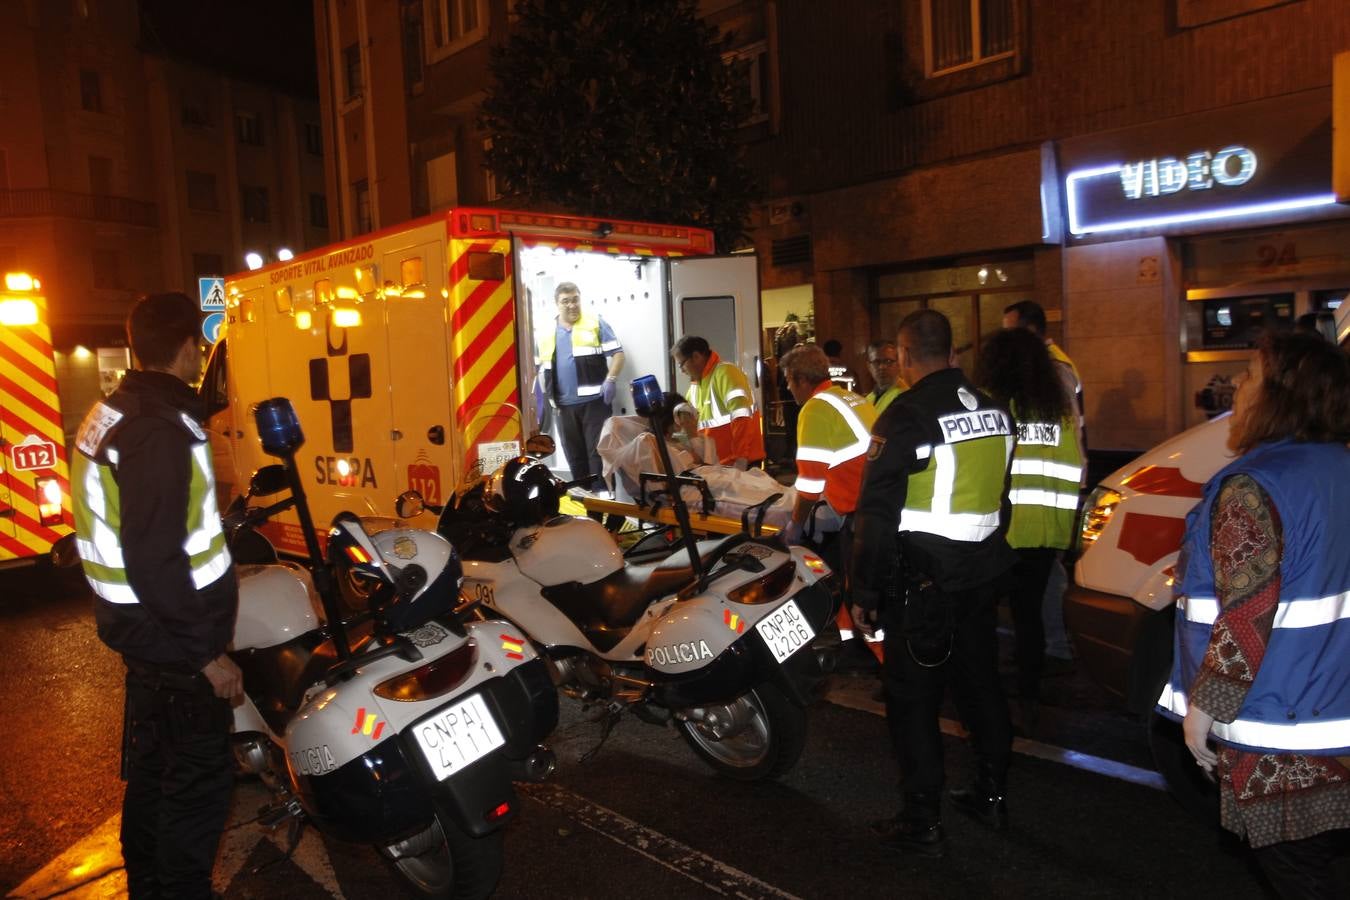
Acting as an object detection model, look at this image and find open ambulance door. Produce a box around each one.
[668,255,762,395]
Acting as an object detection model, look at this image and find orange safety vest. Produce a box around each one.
[794,382,876,514]
[686,352,764,464]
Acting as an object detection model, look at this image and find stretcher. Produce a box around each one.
[575,470,784,539]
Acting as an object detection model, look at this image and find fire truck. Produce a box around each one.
[0,273,72,567]
[202,208,760,556]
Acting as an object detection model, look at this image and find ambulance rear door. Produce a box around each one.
[382,241,454,511]
[668,255,762,394]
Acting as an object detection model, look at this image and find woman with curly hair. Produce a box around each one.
[1161,331,1350,898]
[975,328,1083,732]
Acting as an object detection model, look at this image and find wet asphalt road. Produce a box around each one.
[0,564,1296,899]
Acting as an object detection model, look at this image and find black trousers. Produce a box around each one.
[1006,547,1058,701]
[880,580,1012,796]
[1253,830,1349,899]
[121,664,233,900]
[556,398,611,491]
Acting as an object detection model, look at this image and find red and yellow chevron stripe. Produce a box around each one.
[447,237,522,477]
[0,292,72,562]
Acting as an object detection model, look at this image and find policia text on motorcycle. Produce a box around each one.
[850,308,1017,859]
[72,292,240,900]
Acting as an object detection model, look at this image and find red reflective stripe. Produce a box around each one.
[1117,512,1186,566]
[0,339,59,394]
[1121,465,1205,499]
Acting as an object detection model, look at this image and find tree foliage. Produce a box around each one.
[480,0,758,251]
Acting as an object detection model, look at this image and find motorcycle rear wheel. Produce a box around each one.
[677,683,806,782]
[379,805,503,900]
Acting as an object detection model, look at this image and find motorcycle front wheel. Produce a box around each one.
[677,683,806,782]
[378,805,503,900]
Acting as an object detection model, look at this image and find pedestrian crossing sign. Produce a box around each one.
[199,276,225,310]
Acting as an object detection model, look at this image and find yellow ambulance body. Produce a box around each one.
[205,208,759,556]
[0,273,72,567]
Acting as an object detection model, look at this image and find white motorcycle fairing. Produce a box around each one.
[509,514,622,585]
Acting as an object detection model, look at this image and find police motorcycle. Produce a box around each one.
[222,398,559,899]
[393,378,838,781]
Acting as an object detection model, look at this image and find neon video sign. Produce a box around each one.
[1065,144,1336,236]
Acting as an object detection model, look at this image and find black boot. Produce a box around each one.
[870,792,947,858]
[949,765,1008,831]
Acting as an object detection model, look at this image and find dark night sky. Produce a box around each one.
[139,0,318,97]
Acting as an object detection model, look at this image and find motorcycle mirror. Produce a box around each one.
[524,433,556,457]
[248,464,289,498]
[395,490,425,519]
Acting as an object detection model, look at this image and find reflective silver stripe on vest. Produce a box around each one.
[795,475,826,493]
[1183,590,1350,629]
[1009,459,1082,482]
[1157,683,1350,751]
[1008,488,1080,510]
[796,390,871,465]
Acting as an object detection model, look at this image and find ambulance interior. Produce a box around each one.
[514,244,675,486]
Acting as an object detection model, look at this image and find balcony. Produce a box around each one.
[0,189,158,228]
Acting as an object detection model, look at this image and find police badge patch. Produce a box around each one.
[957,386,979,411]
[867,435,886,460]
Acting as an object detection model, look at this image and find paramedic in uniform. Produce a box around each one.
[672,334,764,467]
[536,282,625,492]
[779,343,875,564]
[850,309,1015,858]
[71,292,239,900]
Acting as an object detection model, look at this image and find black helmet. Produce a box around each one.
[489,457,559,525]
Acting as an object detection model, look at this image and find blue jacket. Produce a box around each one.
[1158,439,1350,754]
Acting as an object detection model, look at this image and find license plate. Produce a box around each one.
[411,694,506,781]
[755,598,816,665]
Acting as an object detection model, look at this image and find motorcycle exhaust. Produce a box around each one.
[231,734,270,775]
[512,745,557,783]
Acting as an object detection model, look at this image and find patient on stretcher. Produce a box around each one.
[595,395,793,529]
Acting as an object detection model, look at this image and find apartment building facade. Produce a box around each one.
[0,0,328,434]
[315,0,1350,452]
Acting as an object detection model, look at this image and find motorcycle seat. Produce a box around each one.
[235,623,376,734]
[541,540,724,640]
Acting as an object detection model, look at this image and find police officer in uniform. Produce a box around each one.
[72,292,239,899]
[851,309,1015,858]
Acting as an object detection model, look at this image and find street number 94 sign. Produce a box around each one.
[10,435,58,472]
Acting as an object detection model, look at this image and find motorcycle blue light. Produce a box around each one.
[254,397,305,456]
[630,375,664,417]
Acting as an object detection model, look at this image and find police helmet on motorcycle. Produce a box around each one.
[369,527,464,632]
[488,457,560,526]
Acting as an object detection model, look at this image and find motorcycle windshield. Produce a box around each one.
[458,402,524,493]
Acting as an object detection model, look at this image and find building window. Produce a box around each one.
[425,151,458,211]
[88,156,112,195]
[425,0,486,61]
[309,192,329,229]
[181,99,209,127]
[79,69,103,112]
[403,1,425,93]
[186,170,219,211]
[91,249,121,288]
[192,252,224,278]
[304,122,323,156]
[923,0,1015,76]
[343,43,363,99]
[236,111,263,146]
[241,185,270,223]
[723,40,771,127]
[482,139,498,201]
[353,180,371,234]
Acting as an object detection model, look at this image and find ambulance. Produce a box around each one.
[0,273,72,567]
[202,207,760,557]
[1064,301,1349,816]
